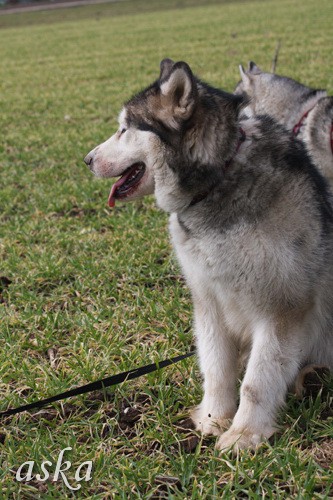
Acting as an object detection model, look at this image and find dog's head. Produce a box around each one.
[235,61,263,93]
[235,61,327,124]
[85,59,201,208]
[234,61,276,116]
[85,59,242,212]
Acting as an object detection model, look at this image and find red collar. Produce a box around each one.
[293,109,333,155]
[292,106,316,137]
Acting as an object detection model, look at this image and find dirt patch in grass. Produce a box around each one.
[300,366,331,399]
[50,205,98,218]
[0,276,12,304]
[308,439,333,470]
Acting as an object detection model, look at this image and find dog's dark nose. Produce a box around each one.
[84,153,93,166]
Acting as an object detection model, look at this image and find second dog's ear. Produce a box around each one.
[160,61,197,120]
[248,61,262,74]
[239,64,250,82]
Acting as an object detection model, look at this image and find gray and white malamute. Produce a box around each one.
[235,62,333,184]
[85,59,333,451]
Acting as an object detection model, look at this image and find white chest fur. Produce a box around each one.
[169,213,256,340]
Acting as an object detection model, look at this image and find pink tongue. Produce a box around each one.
[108,184,118,208]
[108,169,131,208]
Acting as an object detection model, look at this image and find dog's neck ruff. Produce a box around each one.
[224,127,246,169]
[189,128,246,208]
[292,107,314,137]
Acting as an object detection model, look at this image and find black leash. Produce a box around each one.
[0,351,195,419]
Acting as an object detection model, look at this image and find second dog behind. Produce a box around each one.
[235,62,333,185]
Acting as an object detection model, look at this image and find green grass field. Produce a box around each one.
[0,0,332,497]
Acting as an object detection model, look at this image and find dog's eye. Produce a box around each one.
[120,128,126,135]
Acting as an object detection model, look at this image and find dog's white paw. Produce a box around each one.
[190,406,231,436]
[216,426,272,452]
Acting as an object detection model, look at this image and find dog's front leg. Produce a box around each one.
[191,299,238,436]
[216,319,300,451]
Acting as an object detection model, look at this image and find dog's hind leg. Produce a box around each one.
[191,299,238,436]
[216,318,301,452]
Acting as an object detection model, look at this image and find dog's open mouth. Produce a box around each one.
[108,162,146,207]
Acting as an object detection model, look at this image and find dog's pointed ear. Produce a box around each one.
[160,61,197,120]
[159,58,175,80]
[248,61,262,75]
[239,64,251,85]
